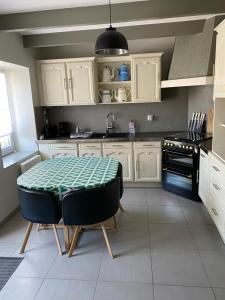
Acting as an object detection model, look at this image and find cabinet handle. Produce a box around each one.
[84,145,98,148]
[211,208,218,216]
[213,165,220,172]
[64,78,68,89]
[145,152,152,156]
[200,154,206,158]
[213,183,220,191]
[111,145,124,147]
[136,160,139,173]
[69,77,73,89]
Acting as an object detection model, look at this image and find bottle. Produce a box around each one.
[128,120,135,135]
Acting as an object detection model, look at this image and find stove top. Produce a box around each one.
[164,132,212,143]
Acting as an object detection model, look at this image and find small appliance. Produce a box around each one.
[59,122,69,137]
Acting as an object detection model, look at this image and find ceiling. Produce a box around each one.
[0,0,146,14]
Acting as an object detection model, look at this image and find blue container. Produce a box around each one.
[118,64,129,81]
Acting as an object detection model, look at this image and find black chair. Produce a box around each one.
[117,162,124,212]
[18,186,62,255]
[62,177,120,258]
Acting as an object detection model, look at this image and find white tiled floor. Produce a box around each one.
[0,188,225,299]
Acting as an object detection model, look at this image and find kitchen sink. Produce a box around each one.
[91,132,130,139]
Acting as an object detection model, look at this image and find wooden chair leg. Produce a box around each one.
[64,226,70,251]
[119,202,124,212]
[113,215,117,229]
[68,226,79,258]
[20,222,33,254]
[52,225,63,256]
[101,224,114,258]
[37,224,40,231]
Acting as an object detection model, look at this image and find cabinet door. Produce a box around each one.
[131,56,161,102]
[67,61,95,105]
[198,150,209,207]
[40,63,69,106]
[79,149,102,157]
[214,23,225,98]
[135,148,161,182]
[103,149,133,181]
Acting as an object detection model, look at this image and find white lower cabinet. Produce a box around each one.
[38,144,78,160]
[198,149,209,206]
[79,143,102,157]
[103,143,133,181]
[134,142,161,182]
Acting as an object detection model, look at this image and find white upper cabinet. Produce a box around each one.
[38,58,95,106]
[39,63,69,106]
[67,60,95,105]
[214,20,225,99]
[131,53,162,103]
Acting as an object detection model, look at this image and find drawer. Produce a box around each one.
[210,174,225,205]
[79,143,101,150]
[134,141,161,148]
[210,162,225,188]
[48,143,77,150]
[208,192,225,233]
[200,149,208,162]
[103,142,132,149]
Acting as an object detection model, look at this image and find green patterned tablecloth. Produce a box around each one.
[17,157,119,197]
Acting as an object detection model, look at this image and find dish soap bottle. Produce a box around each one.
[128,120,136,135]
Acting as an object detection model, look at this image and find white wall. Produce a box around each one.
[0,32,38,223]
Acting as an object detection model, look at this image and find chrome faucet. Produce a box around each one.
[106,112,115,133]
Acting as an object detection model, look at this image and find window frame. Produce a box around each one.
[0,71,15,157]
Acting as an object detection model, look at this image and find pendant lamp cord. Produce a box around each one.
[109,0,112,27]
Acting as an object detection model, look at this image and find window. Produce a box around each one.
[0,72,14,156]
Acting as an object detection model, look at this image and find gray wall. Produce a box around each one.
[0,32,38,223]
[188,85,214,121]
[47,88,189,133]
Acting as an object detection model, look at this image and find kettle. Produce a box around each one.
[99,89,114,103]
[102,66,115,82]
[118,64,129,81]
[114,87,131,103]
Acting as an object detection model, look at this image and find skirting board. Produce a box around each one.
[0,207,20,227]
[124,182,162,188]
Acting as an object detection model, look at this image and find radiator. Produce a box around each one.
[20,155,41,173]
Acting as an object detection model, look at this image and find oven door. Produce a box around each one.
[162,167,194,199]
[163,150,193,171]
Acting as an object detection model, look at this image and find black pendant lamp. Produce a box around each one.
[95,0,128,55]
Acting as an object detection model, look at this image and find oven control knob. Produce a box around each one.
[189,146,193,150]
[170,143,173,147]
[179,145,181,148]
[186,146,189,149]
[182,145,185,148]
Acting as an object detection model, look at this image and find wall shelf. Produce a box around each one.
[98,81,131,85]
[161,76,214,88]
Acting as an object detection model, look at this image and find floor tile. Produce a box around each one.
[35,279,96,300]
[147,189,180,206]
[0,243,20,256]
[150,224,196,250]
[148,205,186,224]
[94,281,154,300]
[121,188,147,207]
[12,244,57,278]
[178,196,203,207]
[200,250,225,288]
[99,247,152,283]
[189,225,225,251]
[0,277,43,300]
[116,205,148,230]
[151,249,210,286]
[154,285,216,300]
[213,288,225,300]
[47,247,104,281]
[182,206,213,225]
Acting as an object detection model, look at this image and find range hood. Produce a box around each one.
[162,17,217,88]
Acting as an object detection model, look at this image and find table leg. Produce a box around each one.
[64,226,70,251]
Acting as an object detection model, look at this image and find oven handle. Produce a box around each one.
[163,168,192,179]
[162,149,193,157]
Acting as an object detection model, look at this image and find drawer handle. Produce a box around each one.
[213,165,220,172]
[84,145,98,148]
[200,154,206,158]
[146,152,152,155]
[213,183,220,191]
[211,208,218,216]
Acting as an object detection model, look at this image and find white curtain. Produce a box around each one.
[0,73,12,137]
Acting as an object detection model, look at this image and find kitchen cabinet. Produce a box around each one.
[79,143,102,157]
[38,143,78,160]
[67,60,95,105]
[214,19,225,99]
[39,63,69,106]
[102,142,133,181]
[37,58,95,106]
[131,53,162,103]
[134,142,161,182]
[198,149,209,206]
